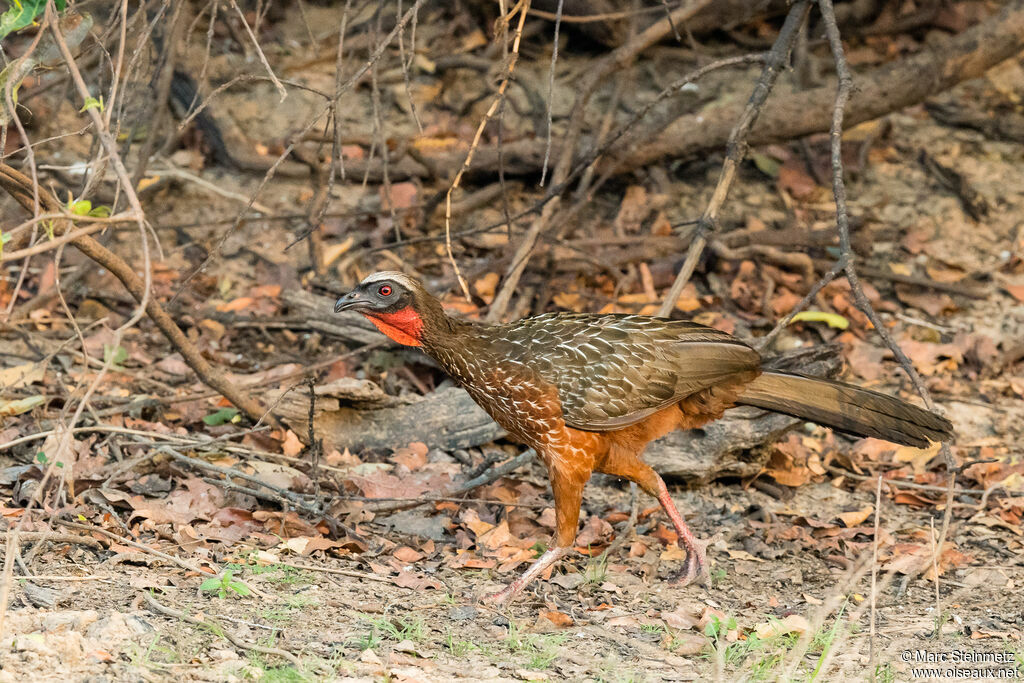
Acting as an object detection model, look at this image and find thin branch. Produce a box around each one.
[815,0,957,598]
[487,0,715,320]
[226,0,286,101]
[444,0,532,301]
[0,164,278,428]
[143,593,300,666]
[539,0,564,187]
[367,449,537,514]
[657,0,811,317]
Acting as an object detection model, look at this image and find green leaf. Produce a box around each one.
[79,95,103,113]
[752,153,781,178]
[228,581,251,597]
[0,0,65,41]
[0,229,10,259]
[789,310,850,330]
[69,199,92,216]
[103,344,128,367]
[35,451,47,464]
[203,407,239,426]
[199,578,221,592]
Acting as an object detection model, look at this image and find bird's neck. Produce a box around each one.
[364,306,427,346]
[362,293,464,349]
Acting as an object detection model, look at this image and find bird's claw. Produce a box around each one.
[674,531,724,587]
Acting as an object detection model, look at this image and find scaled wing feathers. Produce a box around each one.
[487,314,761,431]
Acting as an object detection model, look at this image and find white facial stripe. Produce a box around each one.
[360,271,419,290]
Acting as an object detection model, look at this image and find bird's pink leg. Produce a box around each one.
[481,546,569,605]
[483,462,583,605]
[655,477,715,585]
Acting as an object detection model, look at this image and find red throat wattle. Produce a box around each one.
[362,306,424,346]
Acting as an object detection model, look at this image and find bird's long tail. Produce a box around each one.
[737,372,953,448]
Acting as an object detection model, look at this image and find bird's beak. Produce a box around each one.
[334,290,371,313]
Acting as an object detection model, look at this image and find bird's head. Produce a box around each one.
[334,271,446,346]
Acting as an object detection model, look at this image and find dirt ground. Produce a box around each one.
[2,3,1024,682]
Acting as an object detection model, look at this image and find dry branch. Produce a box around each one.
[484,0,715,321]
[657,0,811,316]
[0,164,277,428]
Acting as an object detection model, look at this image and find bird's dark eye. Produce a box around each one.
[378,284,392,296]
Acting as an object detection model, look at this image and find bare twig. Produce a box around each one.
[0,164,277,428]
[367,449,536,514]
[487,52,757,324]
[143,592,300,666]
[487,0,715,321]
[657,0,811,316]
[158,447,366,543]
[273,561,391,583]
[0,212,140,261]
[55,520,209,574]
[226,0,286,101]
[824,465,989,498]
[174,0,429,300]
[444,0,532,301]
[815,0,957,594]
[929,516,942,632]
[869,474,882,670]
[539,0,565,187]
[0,531,103,550]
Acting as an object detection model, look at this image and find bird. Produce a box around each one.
[335,271,953,603]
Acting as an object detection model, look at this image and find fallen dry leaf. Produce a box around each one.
[477,520,512,551]
[393,546,424,563]
[574,515,613,547]
[836,506,874,528]
[537,610,574,629]
[755,614,810,639]
[0,362,45,389]
[892,441,941,476]
[280,430,304,457]
[1004,284,1024,303]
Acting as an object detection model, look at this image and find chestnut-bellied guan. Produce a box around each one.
[335,271,953,603]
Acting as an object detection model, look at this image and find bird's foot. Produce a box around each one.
[675,531,724,587]
[479,545,568,606]
[480,581,520,607]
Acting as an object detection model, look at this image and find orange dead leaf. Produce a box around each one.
[836,506,874,528]
[650,523,678,546]
[575,515,613,547]
[537,610,574,629]
[392,446,428,472]
[281,430,304,457]
[216,296,255,313]
[461,509,495,537]
[251,284,282,298]
[477,520,512,551]
[892,491,940,507]
[892,442,941,476]
[394,546,425,563]
[1004,284,1024,303]
[473,272,500,303]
